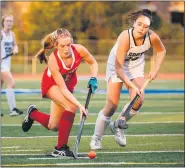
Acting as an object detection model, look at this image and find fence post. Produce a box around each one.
[32,57,37,74]
[150,48,156,71]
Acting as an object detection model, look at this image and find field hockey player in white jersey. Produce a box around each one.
[1,14,23,116]
[90,9,166,150]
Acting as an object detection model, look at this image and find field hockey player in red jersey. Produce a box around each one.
[22,28,98,158]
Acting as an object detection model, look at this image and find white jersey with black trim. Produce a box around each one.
[1,30,14,70]
[107,28,151,70]
[1,30,14,58]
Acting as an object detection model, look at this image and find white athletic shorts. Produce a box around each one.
[1,59,11,72]
[106,62,145,83]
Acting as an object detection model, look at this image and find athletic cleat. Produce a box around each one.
[10,107,24,117]
[51,145,74,158]
[22,104,37,132]
[110,121,126,147]
[13,107,24,115]
[90,135,102,150]
[9,111,20,116]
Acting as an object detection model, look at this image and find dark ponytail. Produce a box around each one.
[143,9,152,16]
[126,9,152,26]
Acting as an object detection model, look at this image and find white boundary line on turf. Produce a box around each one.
[52,162,185,166]
[2,150,184,156]
[2,149,42,152]
[1,162,184,167]
[2,121,184,127]
[1,146,20,149]
[1,134,184,139]
[29,156,90,160]
[136,112,184,114]
[56,162,183,166]
[82,150,185,154]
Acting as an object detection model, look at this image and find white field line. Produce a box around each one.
[2,150,184,156]
[58,162,184,166]
[54,162,185,166]
[1,162,184,167]
[1,146,20,149]
[2,149,41,152]
[1,134,184,139]
[80,150,185,154]
[2,120,184,127]
[76,112,184,115]
[29,156,90,160]
[136,112,184,114]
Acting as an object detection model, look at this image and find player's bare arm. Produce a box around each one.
[48,53,82,108]
[115,31,141,95]
[149,31,166,80]
[75,44,98,78]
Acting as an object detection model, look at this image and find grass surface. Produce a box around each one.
[1,79,184,167]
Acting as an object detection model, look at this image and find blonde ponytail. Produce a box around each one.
[36,33,55,64]
[35,48,47,64]
[36,28,73,64]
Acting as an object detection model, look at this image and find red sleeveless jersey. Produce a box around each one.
[41,45,82,98]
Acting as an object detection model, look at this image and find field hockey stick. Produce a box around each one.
[73,88,92,159]
[2,53,13,60]
[117,78,151,129]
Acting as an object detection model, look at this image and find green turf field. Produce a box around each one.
[1,79,184,167]
[11,59,184,74]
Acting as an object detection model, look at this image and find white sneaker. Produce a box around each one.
[90,135,102,150]
[9,110,20,116]
[9,108,23,117]
[110,121,126,147]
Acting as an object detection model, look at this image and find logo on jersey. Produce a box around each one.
[4,42,14,54]
[62,67,78,82]
[75,59,81,64]
[125,52,144,61]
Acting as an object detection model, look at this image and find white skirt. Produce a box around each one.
[106,62,145,83]
[1,58,11,72]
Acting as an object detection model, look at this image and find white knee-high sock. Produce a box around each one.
[6,88,16,112]
[93,110,111,138]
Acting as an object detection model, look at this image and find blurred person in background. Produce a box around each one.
[90,9,166,150]
[168,2,184,29]
[22,28,98,158]
[1,14,23,116]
